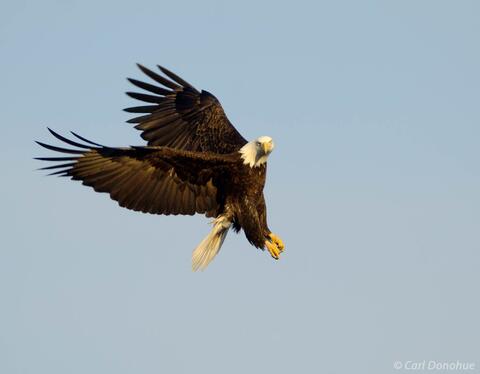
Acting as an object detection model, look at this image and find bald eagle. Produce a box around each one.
[36,64,285,270]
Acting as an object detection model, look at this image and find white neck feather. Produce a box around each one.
[239,141,268,168]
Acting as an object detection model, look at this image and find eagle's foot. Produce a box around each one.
[268,232,285,253]
[265,239,281,260]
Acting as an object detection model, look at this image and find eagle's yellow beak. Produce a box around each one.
[262,142,271,154]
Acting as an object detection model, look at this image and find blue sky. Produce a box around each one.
[1,1,479,373]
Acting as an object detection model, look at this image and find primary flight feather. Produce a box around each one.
[36,64,285,270]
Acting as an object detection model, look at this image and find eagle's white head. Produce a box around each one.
[239,136,275,168]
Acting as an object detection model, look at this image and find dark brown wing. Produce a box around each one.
[36,129,238,217]
[124,64,247,153]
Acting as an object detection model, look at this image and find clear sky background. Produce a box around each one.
[1,1,479,373]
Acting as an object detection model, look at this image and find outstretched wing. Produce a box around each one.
[124,64,247,153]
[36,129,237,217]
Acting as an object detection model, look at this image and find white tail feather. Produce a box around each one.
[192,215,232,271]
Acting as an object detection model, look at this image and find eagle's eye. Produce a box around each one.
[256,141,261,146]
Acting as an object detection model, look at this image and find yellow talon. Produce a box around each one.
[268,232,285,252]
[265,239,280,260]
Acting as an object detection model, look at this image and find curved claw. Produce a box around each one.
[265,239,281,260]
[268,232,285,252]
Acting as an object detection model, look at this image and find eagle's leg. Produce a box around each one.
[265,239,281,260]
[268,232,285,252]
